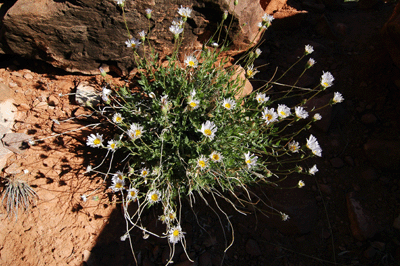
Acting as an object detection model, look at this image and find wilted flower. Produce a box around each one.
[128,123,145,140]
[113,171,125,181]
[86,133,103,148]
[223,10,228,20]
[262,107,278,125]
[139,30,146,41]
[222,98,236,110]
[313,113,322,121]
[262,13,274,27]
[332,92,344,104]
[125,38,141,49]
[288,140,300,153]
[169,25,183,38]
[80,194,88,202]
[255,48,262,58]
[102,87,112,102]
[255,92,269,103]
[295,106,309,119]
[321,71,334,88]
[246,64,259,78]
[306,58,316,68]
[199,120,217,140]
[184,55,198,68]
[277,104,291,119]
[172,18,184,28]
[298,180,305,188]
[244,152,258,169]
[258,22,267,30]
[168,225,185,244]
[305,44,314,55]
[147,190,162,203]
[309,164,318,175]
[280,212,290,221]
[145,8,152,19]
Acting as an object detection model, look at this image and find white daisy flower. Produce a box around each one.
[244,151,258,169]
[332,92,344,104]
[86,133,103,148]
[306,134,322,157]
[112,113,123,123]
[298,180,305,188]
[167,210,177,221]
[184,55,198,68]
[313,113,322,121]
[107,140,118,151]
[110,178,125,192]
[262,107,278,124]
[255,92,269,103]
[309,164,318,175]
[140,167,149,177]
[288,140,300,153]
[321,71,334,88]
[147,190,162,203]
[197,155,208,170]
[102,87,112,102]
[168,225,185,244]
[198,120,217,140]
[262,13,274,27]
[295,106,309,119]
[277,104,291,118]
[125,38,141,49]
[169,24,184,37]
[306,58,316,68]
[112,171,125,181]
[128,123,145,140]
[188,99,200,109]
[222,98,236,110]
[178,5,192,19]
[127,187,139,201]
[246,64,259,78]
[210,151,223,163]
[305,44,314,55]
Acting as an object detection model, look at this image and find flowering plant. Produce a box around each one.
[80,1,344,264]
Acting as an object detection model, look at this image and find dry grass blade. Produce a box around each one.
[1,176,39,221]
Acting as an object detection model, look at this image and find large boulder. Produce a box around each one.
[0,0,264,75]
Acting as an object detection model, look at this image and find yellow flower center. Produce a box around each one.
[265,114,272,120]
[247,70,253,77]
[188,60,195,67]
[142,170,148,176]
[173,229,180,237]
[212,154,219,161]
[110,143,116,149]
[204,129,212,136]
[151,193,158,202]
[135,130,141,136]
[323,82,328,87]
[190,102,197,108]
[280,111,286,116]
[118,174,123,180]
[246,160,251,164]
[198,160,206,168]
[290,146,296,151]
[93,138,101,145]
[224,103,231,109]
[115,182,123,189]
[131,43,136,48]
[169,213,176,219]
[130,191,136,197]
[115,116,122,123]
